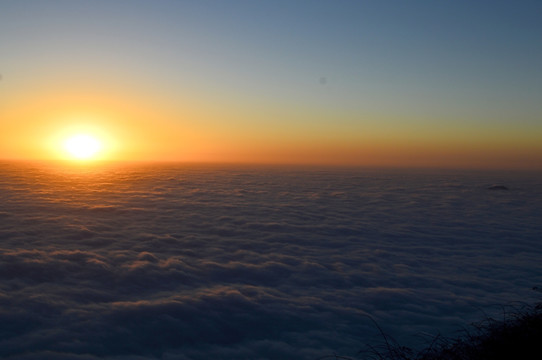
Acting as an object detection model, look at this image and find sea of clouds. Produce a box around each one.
[1,161,541,359]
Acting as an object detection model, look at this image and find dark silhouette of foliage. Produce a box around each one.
[319,289,542,360]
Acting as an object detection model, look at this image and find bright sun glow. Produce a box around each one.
[64,134,102,160]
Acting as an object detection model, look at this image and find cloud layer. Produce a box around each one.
[1,162,541,359]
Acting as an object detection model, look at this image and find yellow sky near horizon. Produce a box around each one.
[2,85,540,169]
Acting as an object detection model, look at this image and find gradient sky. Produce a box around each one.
[1,0,541,168]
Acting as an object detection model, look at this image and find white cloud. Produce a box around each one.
[1,163,541,359]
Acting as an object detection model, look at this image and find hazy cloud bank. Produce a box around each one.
[1,163,541,359]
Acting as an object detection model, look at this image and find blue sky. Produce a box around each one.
[1,0,541,166]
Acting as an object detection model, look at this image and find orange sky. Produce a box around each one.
[1,84,541,169]
[1,2,541,169]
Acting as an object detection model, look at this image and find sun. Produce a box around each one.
[64,134,102,160]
